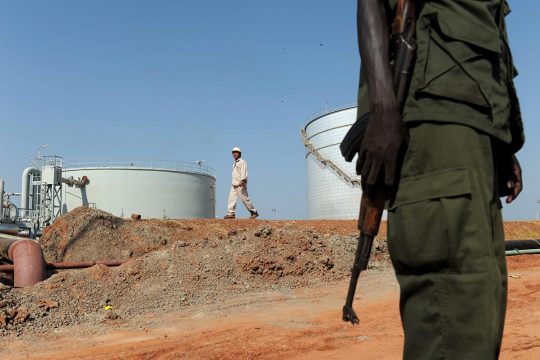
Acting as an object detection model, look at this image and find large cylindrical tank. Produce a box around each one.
[302,106,361,219]
[62,160,216,219]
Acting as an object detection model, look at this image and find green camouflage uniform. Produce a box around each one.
[357,1,524,358]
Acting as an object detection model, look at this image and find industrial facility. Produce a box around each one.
[1,156,216,238]
[301,106,362,219]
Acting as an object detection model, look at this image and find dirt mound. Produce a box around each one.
[1,208,390,337]
[504,221,540,240]
[3,207,538,339]
[40,207,170,262]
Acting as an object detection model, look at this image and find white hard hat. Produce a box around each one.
[231,146,242,153]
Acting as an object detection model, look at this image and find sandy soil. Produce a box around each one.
[0,208,538,359]
[2,256,539,360]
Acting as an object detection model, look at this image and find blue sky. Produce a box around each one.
[0,1,538,220]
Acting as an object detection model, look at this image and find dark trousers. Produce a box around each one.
[388,123,507,359]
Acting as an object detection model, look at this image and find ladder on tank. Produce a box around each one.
[300,129,361,187]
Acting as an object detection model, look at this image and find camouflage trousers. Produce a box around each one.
[388,123,507,359]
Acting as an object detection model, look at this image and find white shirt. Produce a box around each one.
[232,158,248,186]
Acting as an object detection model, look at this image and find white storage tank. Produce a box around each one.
[302,106,361,219]
[62,160,216,219]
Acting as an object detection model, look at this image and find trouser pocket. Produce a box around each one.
[388,168,485,275]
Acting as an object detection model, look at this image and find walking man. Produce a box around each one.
[224,147,259,219]
[354,0,524,358]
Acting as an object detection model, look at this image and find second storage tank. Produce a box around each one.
[302,106,361,219]
[62,160,216,219]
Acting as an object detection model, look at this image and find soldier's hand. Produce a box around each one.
[505,155,522,204]
[356,106,407,187]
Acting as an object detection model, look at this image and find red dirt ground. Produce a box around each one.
[0,210,538,359]
[2,256,539,360]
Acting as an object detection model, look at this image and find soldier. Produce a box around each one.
[224,147,259,220]
[355,0,524,358]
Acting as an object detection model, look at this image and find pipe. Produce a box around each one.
[0,223,20,236]
[21,167,40,210]
[0,179,5,221]
[61,175,89,188]
[505,239,540,251]
[8,203,18,220]
[6,239,46,287]
[506,249,540,256]
[0,178,4,208]
[0,259,126,272]
[17,228,30,238]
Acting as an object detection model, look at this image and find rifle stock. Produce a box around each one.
[342,189,385,324]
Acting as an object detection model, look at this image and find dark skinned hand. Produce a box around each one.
[356,106,407,187]
[505,155,522,204]
[355,0,408,188]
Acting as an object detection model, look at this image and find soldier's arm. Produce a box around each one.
[356,0,407,187]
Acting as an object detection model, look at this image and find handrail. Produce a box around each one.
[300,129,361,187]
[304,103,357,125]
[63,159,216,177]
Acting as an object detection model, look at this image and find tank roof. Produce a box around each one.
[64,159,216,178]
[304,104,357,130]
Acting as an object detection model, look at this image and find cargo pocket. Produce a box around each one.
[387,168,478,274]
[414,13,501,109]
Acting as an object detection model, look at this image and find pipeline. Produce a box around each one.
[1,235,126,287]
[505,239,540,251]
[21,167,40,211]
[0,179,6,221]
[505,239,540,256]
[0,178,4,210]
[0,236,46,287]
[61,175,89,188]
[506,249,540,256]
[0,223,20,236]
[0,260,126,272]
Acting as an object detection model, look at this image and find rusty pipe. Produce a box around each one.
[62,175,90,188]
[0,259,127,272]
[46,259,126,269]
[7,239,46,287]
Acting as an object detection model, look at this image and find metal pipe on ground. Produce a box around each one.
[1,235,126,286]
[0,260,126,272]
[506,249,540,256]
[0,223,20,236]
[505,239,540,256]
[3,237,46,287]
[505,239,540,251]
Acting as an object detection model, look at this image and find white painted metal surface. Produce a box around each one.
[62,160,216,219]
[303,106,362,219]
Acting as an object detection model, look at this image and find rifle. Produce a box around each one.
[341,0,417,325]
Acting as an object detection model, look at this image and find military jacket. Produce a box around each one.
[357,0,525,153]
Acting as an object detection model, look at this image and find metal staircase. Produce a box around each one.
[300,129,361,187]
